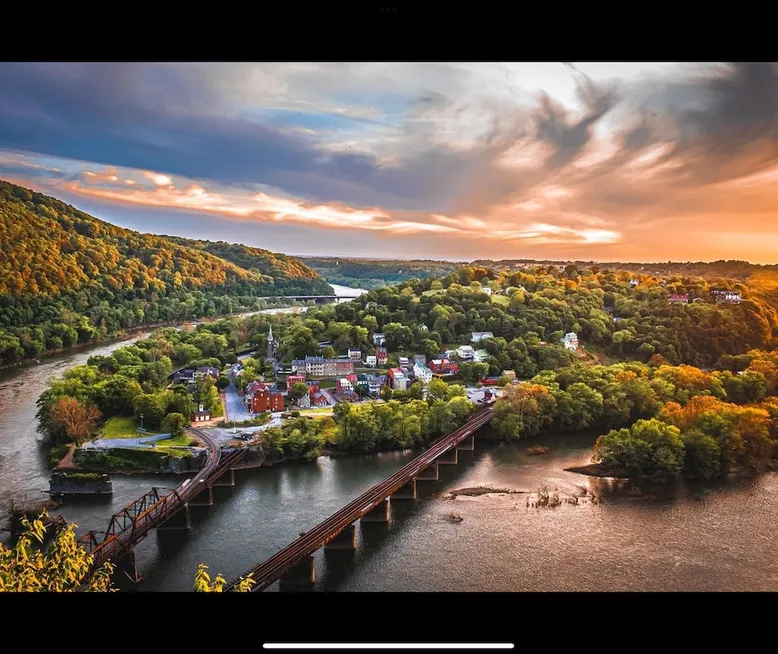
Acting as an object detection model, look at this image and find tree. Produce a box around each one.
[288,382,310,402]
[132,393,167,429]
[0,510,255,592]
[216,374,230,390]
[0,510,114,591]
[50,397,102,444]
[162,412,187,437]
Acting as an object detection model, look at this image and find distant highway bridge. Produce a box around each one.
[77,428,246,583]
[224,405,495,592]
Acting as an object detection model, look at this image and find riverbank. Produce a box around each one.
[0,299,317,373]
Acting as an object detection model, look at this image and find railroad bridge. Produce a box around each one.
[77,428,247,583]
[224,405,495,592]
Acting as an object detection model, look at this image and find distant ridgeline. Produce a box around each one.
[0,180,332,365]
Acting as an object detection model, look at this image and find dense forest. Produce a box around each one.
[0,181,332,366]
[300,257,459,290]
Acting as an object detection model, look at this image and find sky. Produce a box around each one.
[1,62,778,263]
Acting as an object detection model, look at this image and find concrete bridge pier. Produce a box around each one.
[436,448,458,465]
[391,479,417,500]
[157,504,192,531]
[279,556,315,591]
[212,469,235,487]
[189,484,213,507]
[414,463,439,481]
[115,550,142,584]
[360,498,390,523]
[324,524,357,551]
[457,435,475,451]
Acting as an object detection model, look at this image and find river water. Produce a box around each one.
[1,283,777,591]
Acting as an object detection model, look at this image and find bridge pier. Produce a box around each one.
[414,463,439,481]
[360,498,390,523]
[457,435,475,451]
[115,550,142,584]
[189,484,213,507]
[324,524,356,551]
[391,479,417,500]
[436,448,458,465]
[279,555,315,591]
[157,504,192,531]
[212,469,235,487]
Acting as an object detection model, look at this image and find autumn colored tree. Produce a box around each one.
[49,396,102,444]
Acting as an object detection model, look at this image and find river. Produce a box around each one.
[1,282,777,591]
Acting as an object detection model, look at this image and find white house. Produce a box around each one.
[296,394,311,409]
[365,355,377,367]
[471,331,494,343]
[390,370,407,391]
[563,332,579,351]
[372,333,386,346]
[481,286,493,296]
[457,345,475,360]
[398,356,410,369]
[473,349,490,363]
[413,362,433,385]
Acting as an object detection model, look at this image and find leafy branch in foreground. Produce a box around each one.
[0,511,255,592]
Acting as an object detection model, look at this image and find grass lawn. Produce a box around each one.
[310,378,336,389]
[101,416,149,439]
[297,407,334,415]
[491,294,510,307]
[422,288,445,296]
[156,432,196,447]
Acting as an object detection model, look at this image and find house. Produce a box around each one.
[375,347,388,365]
[191,405,211,422]
[387,367,408,391]
[669,294,689,304]
[336,378,354,393]
[362,374,382,395]
[711,290,742,304]
[304,356,326,376]
[398,356,410,369]
[348,348,362,361]
[306,380,320,394]
[311,391,329,407]
[172,368,196,385]
[196,366,220,379]
[502,370,517,381]
[372,333,386,346]
[247,384,284,413]
[456,345,475,360]
[474,349,490,363]
[286,374,306,391]
[365,355,377,367]
[290,359,306,374]
[429,359,458,375]
[562,332,579,351]
[481,286,493,296]
[418,323,428,331]
[629,278,639,287]
[413,354,427,365]
[296,394,311,409]
[471,332,494,343]
[413,362,433,385]
[322,359,355,377]
[482,377,500,386]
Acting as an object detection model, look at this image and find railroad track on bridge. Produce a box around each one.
[78,427,245,575]
[224,405,494,592]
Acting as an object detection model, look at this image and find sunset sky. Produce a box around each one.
[1,62,777,263]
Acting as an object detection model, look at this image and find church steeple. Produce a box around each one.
[267,325,275,360]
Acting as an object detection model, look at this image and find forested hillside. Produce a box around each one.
[0,180,331,365]
[300,257,459,290]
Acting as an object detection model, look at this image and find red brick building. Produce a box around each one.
[375,346,388,365]
[248,384,284,413]
[286,374,306,391]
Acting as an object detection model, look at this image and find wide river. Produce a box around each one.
[1,283,777,591]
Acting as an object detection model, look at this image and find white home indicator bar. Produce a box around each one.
[263,645,514,650]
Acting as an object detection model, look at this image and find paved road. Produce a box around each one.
[224,381,254,422]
